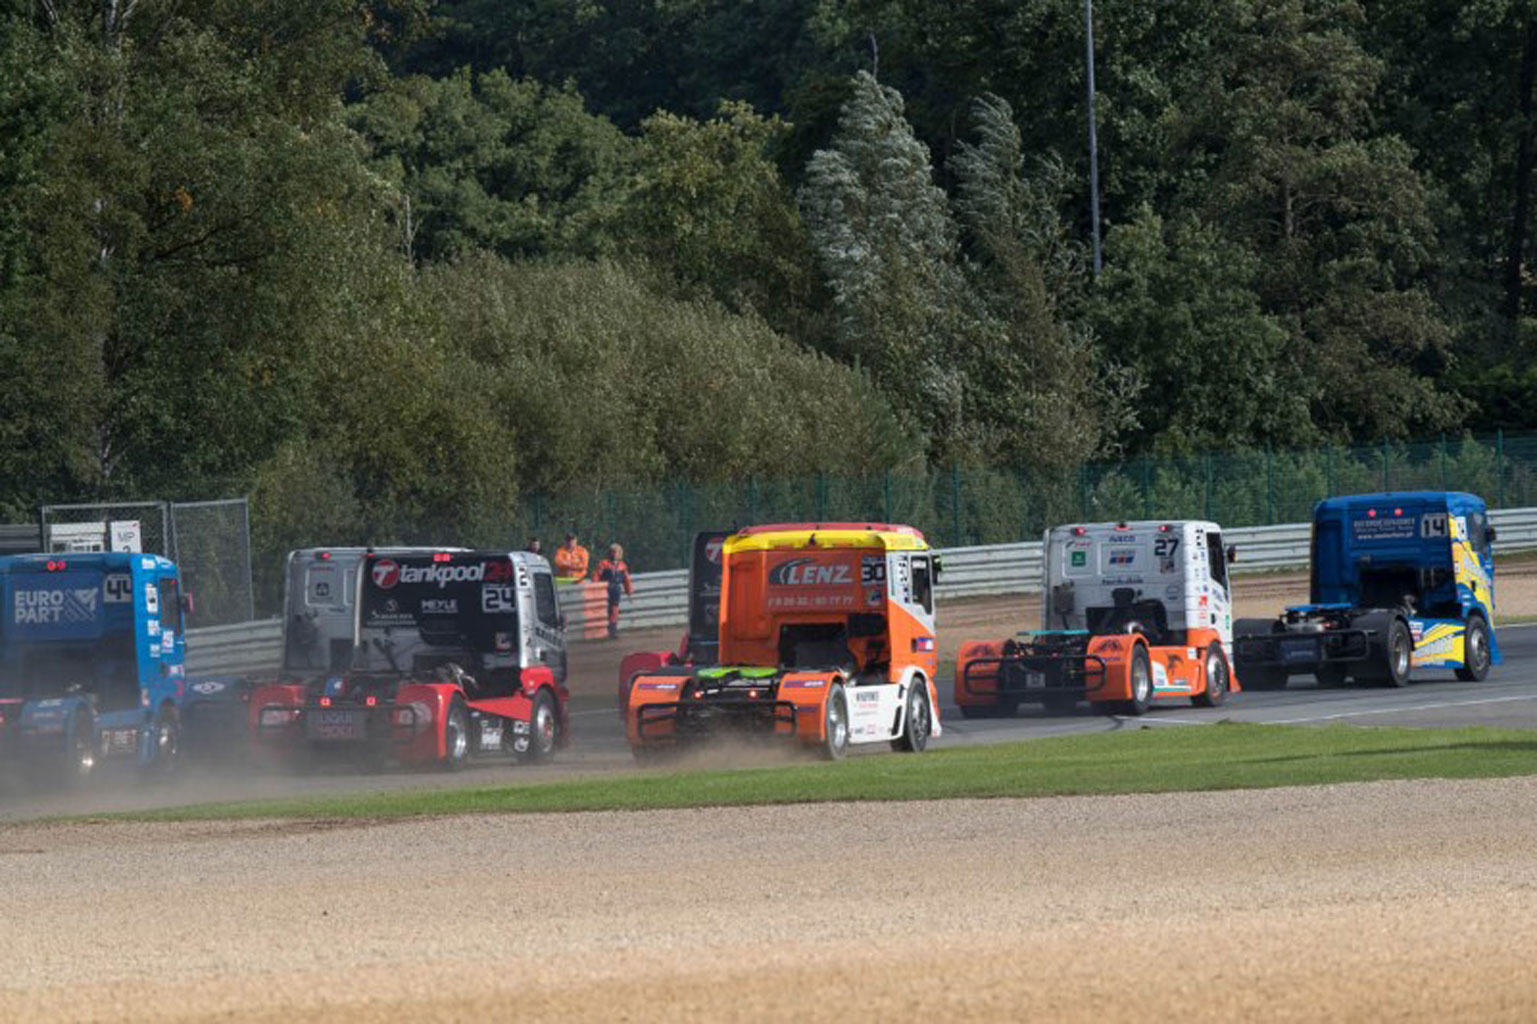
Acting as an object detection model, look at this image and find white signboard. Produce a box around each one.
[109,520,142,553]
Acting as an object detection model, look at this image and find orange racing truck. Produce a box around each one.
[956,520,1239,716]
[625,523,940,761]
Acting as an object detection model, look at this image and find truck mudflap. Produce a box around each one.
[1233,628,1372,670]
[959,651,1109,702]
[635,697,799,742]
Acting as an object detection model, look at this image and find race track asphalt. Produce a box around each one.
[4,614,1536,822]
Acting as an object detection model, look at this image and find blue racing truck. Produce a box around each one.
[0,552,190,785]
[1234,491,1498,689]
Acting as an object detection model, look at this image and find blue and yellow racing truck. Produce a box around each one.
[1234,491,1498,689]
[0,552,191,785]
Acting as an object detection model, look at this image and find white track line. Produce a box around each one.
[1265,693,1537,725]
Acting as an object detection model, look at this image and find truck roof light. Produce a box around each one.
[1114,522,1129,530]
[433,552,452,563]
[1367,509,1378,518]
[1394,507,1403,516]
[1159,524,1172,532]
[316,551,331,561]
[45,560,66,571]
[1072,527,1087,536]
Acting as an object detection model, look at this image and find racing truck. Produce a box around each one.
[625,522,941,761]
[1234,491,1498,689]
[251,550,570,770]
[955,520,1239,717]
[616,530,729,714]
[0,552,191,785]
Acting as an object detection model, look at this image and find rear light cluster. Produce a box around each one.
[433,552,452,563]
[45,560,67,572]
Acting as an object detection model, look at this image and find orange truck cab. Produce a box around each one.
[625,523,941,761]
[956,519,1239,716]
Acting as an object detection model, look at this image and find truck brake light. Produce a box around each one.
[45,560,66,571]
[433,552,452,563]
[1072,527,1087,536]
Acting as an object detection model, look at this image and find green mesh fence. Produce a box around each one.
[496,432,1535,576]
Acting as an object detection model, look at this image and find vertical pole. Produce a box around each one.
[532,493,544,536]
[883,471,893,524]
[1085,0,1102,275]
[1266,451,1274,525]
[1204,454,1213,520]
[1440,432,1448,490]
[1326,447,1335,499]
[1498,429,1507,508]
[606,490,617,548]
[951,463,963,547]
[1079,462,1090,520]
[1381,439,1390,491]
[243,498,255,621]
[817,473,828,521]
[1141,455,1152,519]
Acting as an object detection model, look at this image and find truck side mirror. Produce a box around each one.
[1487,526,1498,544]
[932,555,945,578]
[181,593,195,617]
[1226,545,1238,564]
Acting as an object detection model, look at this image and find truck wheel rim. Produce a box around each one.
[535,703,555,751]
[1394,634,1410,676]
[910,690,929,744]
[1469,626,1488,671]
[829,697,847,749]
[1207,652,1225,694]
[73,728,95,776]
[448,715,467,760]
[1133,659,1150,701]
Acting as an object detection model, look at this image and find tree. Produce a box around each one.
[800,71,974,457]
[621,101,821,337]
[951,93,1134,465]
[350,69,632,262]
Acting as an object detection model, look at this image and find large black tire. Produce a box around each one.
[1455,615,1493,682]
[1192,644,1230,707]
[1117,645,1154,716]
[33,708,97,790]
[518,689,560,764]
[1315,664,1349,687]
[893,678,932,753]
[441,699,471,771]
[1374,618,1413,688]
[142,705,182,781]
[820,683,850,761]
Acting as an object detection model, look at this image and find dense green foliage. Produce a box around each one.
[4,0,1537,562]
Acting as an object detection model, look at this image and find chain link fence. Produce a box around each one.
[500,432,1537,576]
[38,498,254,627]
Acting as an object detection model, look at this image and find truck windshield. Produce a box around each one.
[357,555,518,671]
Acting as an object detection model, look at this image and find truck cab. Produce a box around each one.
[956,520,1237,716]
[251,550,569,769]
[1234,491,1498,688]
[0,552,189,784]
[626,522,941,761]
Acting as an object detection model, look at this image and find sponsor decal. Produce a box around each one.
[104,574,132,603]
[866,588,883,606]
[482,586,515,613]
[162,630,175,652]
[1165,584,1182,600]
[421,599,458,615]
[1352,515,1416,541]
[704,537,724,564]
[14,587,99,625]
[1198,595,1209,608]
[766,593,855,610]
[1102,575,1144,586]
[190,680,226,695]
[855,690,880,703]
[374,559,511,590]
[1107,533,1137,544]
[912,636,936,653]
[1159,557,1177,574]
[148,618,160,636]
[372,559,401,589]
[769,558,854,586]
[144,583,159,615]
[636,682,678,691]
[1109,550,1136,567]
[1070,550,1088,568]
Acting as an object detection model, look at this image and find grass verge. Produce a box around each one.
[112,722,1537,823]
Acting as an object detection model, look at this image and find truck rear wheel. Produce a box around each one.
[820,684,850,760]
[1192,645,1229,707]
[1455,616,1492,682]
[1373,619,1413,688]
[1118,646,1153,715]
[441,699,470,771]
[893,679,931,753]
[518,689,559,764]
[142,706,183,781]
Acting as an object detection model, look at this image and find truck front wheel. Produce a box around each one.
[1455,616,1492,682]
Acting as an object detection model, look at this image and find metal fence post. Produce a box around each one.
[1204,454,1213,520]
[1142,455,1152,519]
[1440,432,1448,490]
[1498,429,1507,508]
[1266,451,1274,525]
[1381,440,1390,491]
[882,471,892,524]
[951,463,963,547]
[1079,463,1089,520]
[816,473,828,521]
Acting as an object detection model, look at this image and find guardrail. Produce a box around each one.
[186,507,1537,676]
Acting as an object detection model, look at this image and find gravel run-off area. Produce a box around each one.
[3,777,1537,1021]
